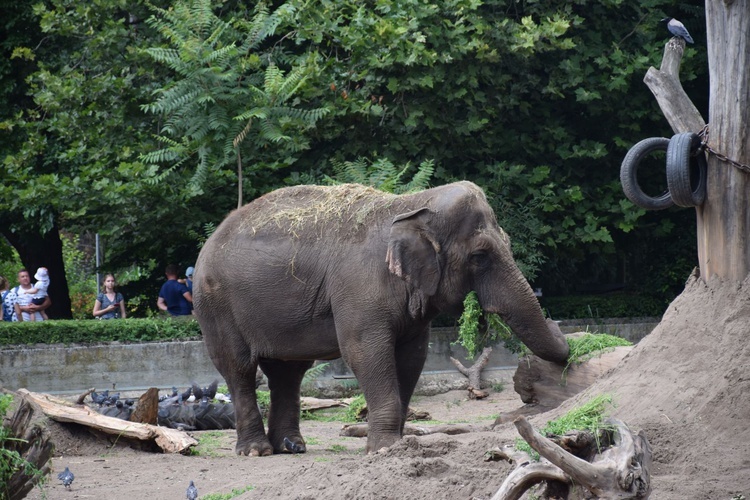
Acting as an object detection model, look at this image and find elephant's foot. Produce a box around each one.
[278,436,306,454]
[235,438,274,457]
[365,431,402,454]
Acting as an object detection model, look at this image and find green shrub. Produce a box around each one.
[540,293,667,319]
[0,317,201,346]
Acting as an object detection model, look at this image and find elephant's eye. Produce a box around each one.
[469,251,490,268]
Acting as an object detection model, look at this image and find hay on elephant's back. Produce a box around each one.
[237,184,400,239]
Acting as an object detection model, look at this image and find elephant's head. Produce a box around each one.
[386,181,569,364]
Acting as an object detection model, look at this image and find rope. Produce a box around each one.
[697,124,750,174]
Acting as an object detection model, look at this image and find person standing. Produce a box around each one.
[0,276,12,321]
[157,264,193,316]
[11,269,51,322]
[93,273,127,319]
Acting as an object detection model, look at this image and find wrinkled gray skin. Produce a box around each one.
[193,181,569,456]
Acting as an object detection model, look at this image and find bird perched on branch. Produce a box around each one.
[57,466,74,489]
[661,17,694,44]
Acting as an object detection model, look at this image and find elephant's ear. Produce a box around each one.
[386,208,441,318]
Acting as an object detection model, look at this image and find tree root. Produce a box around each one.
[493,416,652,499]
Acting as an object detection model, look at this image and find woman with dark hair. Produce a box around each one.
[93,274,127,319]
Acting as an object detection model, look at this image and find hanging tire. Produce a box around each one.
[620,137,674,210]
[666,132,707,207]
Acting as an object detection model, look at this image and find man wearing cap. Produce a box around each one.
[157,264,193,316]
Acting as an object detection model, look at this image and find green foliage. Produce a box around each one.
[343,394,367,423]
[256,390,270,413]
[456,291,526,358]
[0,318,201,346]
[567,334,632,365]
[302,362,329,386]
[564,334,632,378]
[200,485,254,500]
[516,394,614,460]
[541,293,668,319]
[324,157,435,194]
[141,0,328,205]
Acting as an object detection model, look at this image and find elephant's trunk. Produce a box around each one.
[481,274,569,364]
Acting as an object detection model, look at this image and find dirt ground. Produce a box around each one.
[24,273,750,499]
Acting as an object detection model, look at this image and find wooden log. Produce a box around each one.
[450,346,493,390]
[17,389,196,454]
[340,422,486,438]
[495,342,632,425]
[129,387,158,425]
[493,416,651,499]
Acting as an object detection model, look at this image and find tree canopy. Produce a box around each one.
[0,0,707,317]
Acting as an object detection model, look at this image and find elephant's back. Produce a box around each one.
[218,184,401,243]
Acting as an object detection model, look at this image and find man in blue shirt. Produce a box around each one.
[157,264,193,316]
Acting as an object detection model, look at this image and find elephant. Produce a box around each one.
[193,181,569,456]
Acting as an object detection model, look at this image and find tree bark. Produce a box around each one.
[450,346,492,398]
[493,417,651,500]
[700,0,750,282]
[644,2,750,282]
[1,221,72,319]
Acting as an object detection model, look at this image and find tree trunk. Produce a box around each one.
[2,221,72,319]
[700,0,750,282]
[645,2,750,282]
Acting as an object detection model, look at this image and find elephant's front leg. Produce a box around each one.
[394,329,430,432]
[259,359,314,453]
[342,340,404,453]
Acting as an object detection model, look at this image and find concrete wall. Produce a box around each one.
[0,320,659,395]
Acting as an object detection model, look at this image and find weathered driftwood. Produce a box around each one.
[3,391,55,500]
[495,342,632,425]
[450,346,492,399]
[492,416,651,500]
[129,387,159,425]
[340,422,485,438]
[17,389,196,454]
[300,397,354,411]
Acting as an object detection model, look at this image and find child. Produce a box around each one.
[22,267,50,321]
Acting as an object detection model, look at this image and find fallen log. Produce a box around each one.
[495,341,632,425]
[340,422,487,438]
[492,416,651,499]
[17,389,196,454]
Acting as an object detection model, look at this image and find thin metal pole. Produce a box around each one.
[95,233,101,294]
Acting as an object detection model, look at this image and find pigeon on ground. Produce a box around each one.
[214,393,231,403]
[180,386,192,402]
[90,390,107,405]
[191,382,204,401]
[57,466,74,489]
[186,480,198,500]
[203,380,219,400]
[660,17,694,43]
[283,436,305,454]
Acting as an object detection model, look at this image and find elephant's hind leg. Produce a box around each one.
[212,338,272,457]
[259,359,314,453]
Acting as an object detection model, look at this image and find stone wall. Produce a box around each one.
[0,319,659,395]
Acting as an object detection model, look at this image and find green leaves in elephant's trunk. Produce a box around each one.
[462,288,570,364]
[456,291,527,358]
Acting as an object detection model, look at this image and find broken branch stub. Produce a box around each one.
[494,416,651,499]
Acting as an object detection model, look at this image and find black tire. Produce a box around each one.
[666,132,707,207]
[620,137,674,210]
